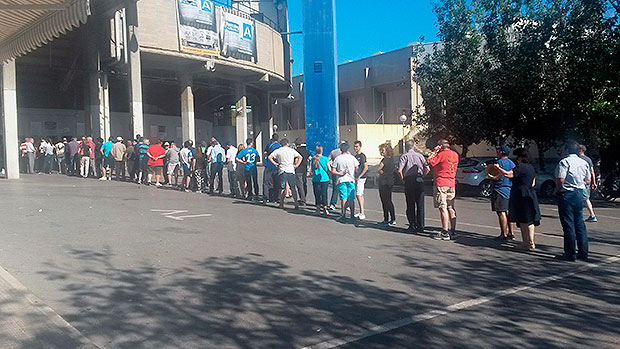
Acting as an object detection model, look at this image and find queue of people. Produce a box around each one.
[18,134,593,262]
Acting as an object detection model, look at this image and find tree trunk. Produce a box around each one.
[461,144,469,158]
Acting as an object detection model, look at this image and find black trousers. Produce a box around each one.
[245,167,259,198]
[379,184,395,222]
[404,176,425,231]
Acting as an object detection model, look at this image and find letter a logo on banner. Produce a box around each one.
[201,0,212,12]
[243,23,253,40]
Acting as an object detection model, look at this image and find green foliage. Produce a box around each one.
[418,0,620,156]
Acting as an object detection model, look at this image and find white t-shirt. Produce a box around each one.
[179,148,193,166]
[332,153,359,184]
[270,146,301,174]
[226,146,238,171]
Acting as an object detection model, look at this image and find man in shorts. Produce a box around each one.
[427,139,459,240]
[268,138,302,209]
[146,140,166,187]
[331,142,359,222]
[491,145,516,240]
[353,140,369,220]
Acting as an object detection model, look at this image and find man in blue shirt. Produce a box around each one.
[491,145,516,240]
[100,137,115,180]
[236,138,260,200]
[262,134,281,203]
[555,140,591,262]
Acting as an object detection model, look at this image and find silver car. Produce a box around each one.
[455,157,497,197]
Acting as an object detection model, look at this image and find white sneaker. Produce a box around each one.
[358,214,366,220]
[354,213,360,218]
[155,182,162,187]
[99,177,106,181]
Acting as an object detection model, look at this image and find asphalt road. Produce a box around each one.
[0,174,618,348]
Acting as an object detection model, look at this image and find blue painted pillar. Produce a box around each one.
[302,0,339,154]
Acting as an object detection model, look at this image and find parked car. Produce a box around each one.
[535,172,557,198]
[455,157,497,197]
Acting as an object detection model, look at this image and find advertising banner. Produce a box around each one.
[219,11,257,62]
[177,0,219,56]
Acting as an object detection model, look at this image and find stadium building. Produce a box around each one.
[1,0,292,178]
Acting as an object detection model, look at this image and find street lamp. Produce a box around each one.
[399,114,407,153]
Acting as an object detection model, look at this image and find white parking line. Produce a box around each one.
[302,254,620,349]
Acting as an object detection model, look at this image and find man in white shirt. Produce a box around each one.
[208,141,226,194]
[268,138,302,209]
[555,140,591,262]
[330,142,359,221]
[226,143,239,197]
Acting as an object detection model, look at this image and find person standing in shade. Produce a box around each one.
[328,143,344,210]
[94,137,103,178]
[54,138,66,174]
[166,141,180,187]
[268,138,302,209]
[78,138,92,178]
[110,137,127,181]
[491,145,516,240]
[100,137,115,181]
[236,138,261,200]
[208,141,226,194]
[136,138,150,184]
[67,137,79,176]
[179,140,194,192]
[494,148,541,251]
[427,139,459,241]
[398,140,429,232]
[87,137,96,177]
[126,140,136,182]
[40,139,54,174]
[555,141,591,262]
[310,144,331,215]
[146,140,166,187]
[331,142,359,222]
[193,144,207,192]
[226,143,239,197]
[236,144,247,198]
[263,134,281,203]
[293,138,309,206]
[579,144,598,222]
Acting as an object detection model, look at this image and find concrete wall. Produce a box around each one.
[16,108,211,145]
[138,0,286,79]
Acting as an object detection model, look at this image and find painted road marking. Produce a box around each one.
[302,254,620,349]
[150,209,212,221]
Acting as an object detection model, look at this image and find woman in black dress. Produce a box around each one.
[506,148,541,250]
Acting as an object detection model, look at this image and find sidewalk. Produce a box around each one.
[0,266,98,349]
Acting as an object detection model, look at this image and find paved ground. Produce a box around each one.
[0,173,619,348]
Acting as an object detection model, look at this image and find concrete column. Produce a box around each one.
[259,92,273,155]
[2,60,20,179]
[235,83,248,147]
[127,0,144,137]
[180,74,195,143]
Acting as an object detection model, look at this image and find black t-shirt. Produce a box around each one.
[378,157,395,186]
[355,152,367,178]
[296,146,309,174]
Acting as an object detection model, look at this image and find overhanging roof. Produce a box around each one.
[0,0,90,63]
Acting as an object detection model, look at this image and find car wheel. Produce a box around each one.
[540,181,555,198]
[479,180,492,197]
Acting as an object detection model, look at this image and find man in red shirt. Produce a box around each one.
[427,139,459,240]
[147,139,166,187]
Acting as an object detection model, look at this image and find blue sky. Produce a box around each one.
[286,0,439,76]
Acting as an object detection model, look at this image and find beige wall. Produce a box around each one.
[138,0,285,79]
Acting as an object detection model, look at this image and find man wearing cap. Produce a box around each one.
[110,136,127,181]
[492,145,516,240]
[427,139,459,240]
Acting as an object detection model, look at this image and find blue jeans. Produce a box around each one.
[557,190,589,259]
